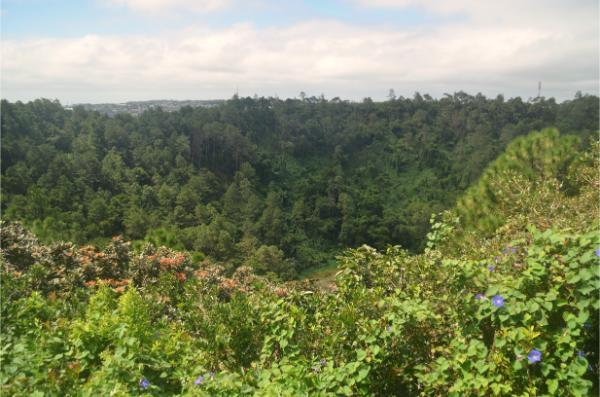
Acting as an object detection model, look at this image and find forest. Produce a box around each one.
[1,116,598,395]
[1,93,598,278]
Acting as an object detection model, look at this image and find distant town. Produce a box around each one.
[68,99,225,116]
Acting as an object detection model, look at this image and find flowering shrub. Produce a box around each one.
[1,221,597,396]
[416,228,598,396]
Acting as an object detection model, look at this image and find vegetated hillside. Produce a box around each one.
[1,93,598,278]
[1,129,598,396]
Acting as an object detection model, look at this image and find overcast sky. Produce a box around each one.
[1,0,598,103]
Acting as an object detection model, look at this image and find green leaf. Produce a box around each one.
[356,368,369,382]
[356,350,367,361]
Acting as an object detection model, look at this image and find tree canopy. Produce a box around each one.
[2,93,598,277]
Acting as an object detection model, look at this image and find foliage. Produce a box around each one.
[456,128,581,234]
[2,94,598,277]
[1,132,598,396]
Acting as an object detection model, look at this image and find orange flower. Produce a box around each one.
[274,287,288,297]
[67,362,81,373]
[84,280,97,287]
[219,278,239,290]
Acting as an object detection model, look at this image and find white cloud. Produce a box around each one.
[104,0,230,14]
[2,2,598,103]
[354,0,597,22]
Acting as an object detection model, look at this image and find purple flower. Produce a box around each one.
[491,295,504,308]
[528,349,542,364]
[475,293,485,300]
[488,265,495,272]
[578,351,586,358]
[139,378,150,389]
[194,375,204,385]
[596,249,600,257]
[501,246,516,255]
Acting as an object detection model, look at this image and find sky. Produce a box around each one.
[1,0,598,103]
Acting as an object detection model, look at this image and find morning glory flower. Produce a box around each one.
[528,349,542,364]
[492,295,505,308]
[501,246,516,255]
[139,378,150,389]
[596,249,600,257]
[194,375,204,385]
[488,265,495,272]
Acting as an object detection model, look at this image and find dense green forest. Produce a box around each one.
[1,127,598,396]
[2,93,598,278]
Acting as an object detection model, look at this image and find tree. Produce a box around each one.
[244,245,295,279]
[257,191,286,247]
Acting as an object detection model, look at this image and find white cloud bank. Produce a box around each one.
[2,1,598,103]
